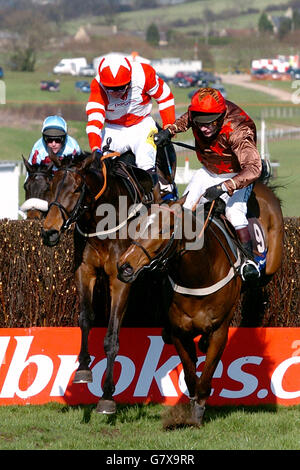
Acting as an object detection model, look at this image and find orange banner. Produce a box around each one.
[0,327,299,406]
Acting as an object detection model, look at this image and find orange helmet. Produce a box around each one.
[99,55,132,88]
[189,87,226,123]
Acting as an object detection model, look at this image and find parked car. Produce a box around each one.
[251,68,270,80]
[289,68,300,80]
[40,80,60,92]
[173,77,193,88]
[213,83,227,98]
[188,84,227,100]
[75,80,90,93]
[79,64,95,77]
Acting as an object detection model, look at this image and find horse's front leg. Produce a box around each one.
[96,277,131,414]
[171,333,205,426]
[194,318,231,420]
[73,259,97,384]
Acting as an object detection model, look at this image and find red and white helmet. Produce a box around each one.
[98,55,132,88]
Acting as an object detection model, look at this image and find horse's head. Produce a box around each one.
[21,156,54,219]
[42,151,96,247]
[117,197,185,283]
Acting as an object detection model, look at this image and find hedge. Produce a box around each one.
[0,218,298,328]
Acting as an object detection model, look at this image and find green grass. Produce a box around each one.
[0,403,299,450]
[267,139,300,217]
[4,71,88,104]
[1,71,299,216]
[112,0,287,33]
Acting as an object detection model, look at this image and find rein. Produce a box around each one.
[48,152,124,234]
[76,202,143,238]
[131,232,176,273]
[129,205,183,273]
[172,141,196,151]
[94,152,121,201]
[134,200,215,272]
[48,167,88,231]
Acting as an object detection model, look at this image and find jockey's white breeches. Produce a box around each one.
[101,116,158,171]
[183,167,253,229]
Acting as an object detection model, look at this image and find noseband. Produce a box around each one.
[130,209,182,273]
[48,167,88,231]
[131,233,176,272]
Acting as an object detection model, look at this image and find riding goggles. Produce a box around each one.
[45,136,64,144]
[104,82,131,92]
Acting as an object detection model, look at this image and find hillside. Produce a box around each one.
[60,0,300,72]
[0,0,300,72]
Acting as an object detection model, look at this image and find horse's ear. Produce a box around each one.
[48,148,62,168]
[170,193,188,207]
[81,151,96,170]
[22,155,32,172]
[47,162,54,174]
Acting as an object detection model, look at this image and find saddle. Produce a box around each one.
[111,152,155,205]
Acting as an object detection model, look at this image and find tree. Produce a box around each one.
[278,17,292,39]
[293,9,300,30]
[258,12,274,34]
[5,10,52,72]
[146,23,160,46]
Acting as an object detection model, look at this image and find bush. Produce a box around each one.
[0,218,298,328]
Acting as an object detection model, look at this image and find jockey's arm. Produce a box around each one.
[165,112,190,135]
[86,79,106,152]
[144,65,176,127]
[224,128,262,196]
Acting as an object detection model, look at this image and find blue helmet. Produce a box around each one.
[42,115,67,138]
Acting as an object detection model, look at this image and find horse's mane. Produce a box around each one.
[259,179,284,207]
[28,162,52,172]
[60,152,92,167]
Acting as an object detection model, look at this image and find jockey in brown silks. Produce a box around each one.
[154,87,262,282]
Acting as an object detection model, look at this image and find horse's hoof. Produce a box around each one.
[190,399,205,426]
[73,369,93,384]
[96,399,116,415]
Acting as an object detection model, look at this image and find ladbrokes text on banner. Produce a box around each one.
[0,327,299,406]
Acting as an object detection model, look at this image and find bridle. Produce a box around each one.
[131,233,177,273]
[48,167,88,231]
[25,170,52,191]
[123,201,216,275]
[129,207,182,273]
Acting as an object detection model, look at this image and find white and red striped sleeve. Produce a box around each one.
[142,64,175,127]
[86,79,107,151]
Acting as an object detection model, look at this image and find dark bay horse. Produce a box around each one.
[117,182,284,426]
[41,150,159,414]
[21,156,53,219]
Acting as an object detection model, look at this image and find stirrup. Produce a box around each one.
[240,260,261,282]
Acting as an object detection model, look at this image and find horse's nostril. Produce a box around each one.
[122,263,134,276]
[42,228,60,247]
[117,262,135,282]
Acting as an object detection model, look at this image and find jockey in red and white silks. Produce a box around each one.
[86,55,175,175]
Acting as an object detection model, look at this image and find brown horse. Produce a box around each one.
[21,156,53,219]
[117,182,284,426]
[41,150,165,414]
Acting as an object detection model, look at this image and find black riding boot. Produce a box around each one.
[146,167,162,203]
[236,228,260,282]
